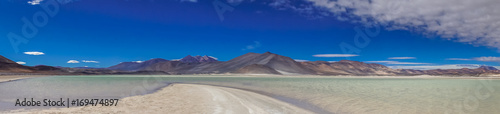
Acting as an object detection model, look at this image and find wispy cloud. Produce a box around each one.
[24,51,45,55]
[313,54,359,57]
[446,58,472,61]
[67,60,80,63]
[446,57,500,62]
[16,61,26,65]
[473,57,500,62]
[28,0,43,5]
[209,56,219,60]
[303,0,500,50]
[82,60,99,63]
[133,61,144,63]
[365,61,430,65]
[294,59,309,62]
[242,41,261,50]
[388,57,416,60]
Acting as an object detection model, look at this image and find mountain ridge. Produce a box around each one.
[120,52,500,76]
[1,53,499,76]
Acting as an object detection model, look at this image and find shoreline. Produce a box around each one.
[4,83,313,114]
[2,74,500,81]
[0,75,49,83]
[182,82,332,114]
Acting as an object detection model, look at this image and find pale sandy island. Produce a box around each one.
[5,84,313,114]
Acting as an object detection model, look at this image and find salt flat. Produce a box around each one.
[1,75,500,114]
[6,84,311,114]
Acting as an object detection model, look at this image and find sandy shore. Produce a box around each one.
[0,75,47,83]
[6,84,312,114]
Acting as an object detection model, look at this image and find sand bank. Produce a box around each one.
[6,84,312,114]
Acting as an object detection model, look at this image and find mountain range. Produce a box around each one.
[1,52,499,76]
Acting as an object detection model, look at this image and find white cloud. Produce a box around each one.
[28,0,43,5]
[446,58,472,61]
[473,57,500,62]
[388,57,416,60]
[82,60,99,63]
[24,51,45,55]
[313,54,359,57]
[306,0,500,50]
[446,57,500,62]
[294,59,309,62]
[133,61,144,63]
[16,61,26,65]
[242,41,261,50]
[209,56,219,60]
[67,60,80,63]
[365,61,430,65]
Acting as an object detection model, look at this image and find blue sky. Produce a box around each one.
[1,0,500,69]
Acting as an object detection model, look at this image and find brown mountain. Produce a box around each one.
[144,52,316,74]
[199,52,315,74]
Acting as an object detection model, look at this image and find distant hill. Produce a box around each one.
[300,60,395,75]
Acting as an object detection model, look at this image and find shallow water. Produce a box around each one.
[0,75,499,114]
